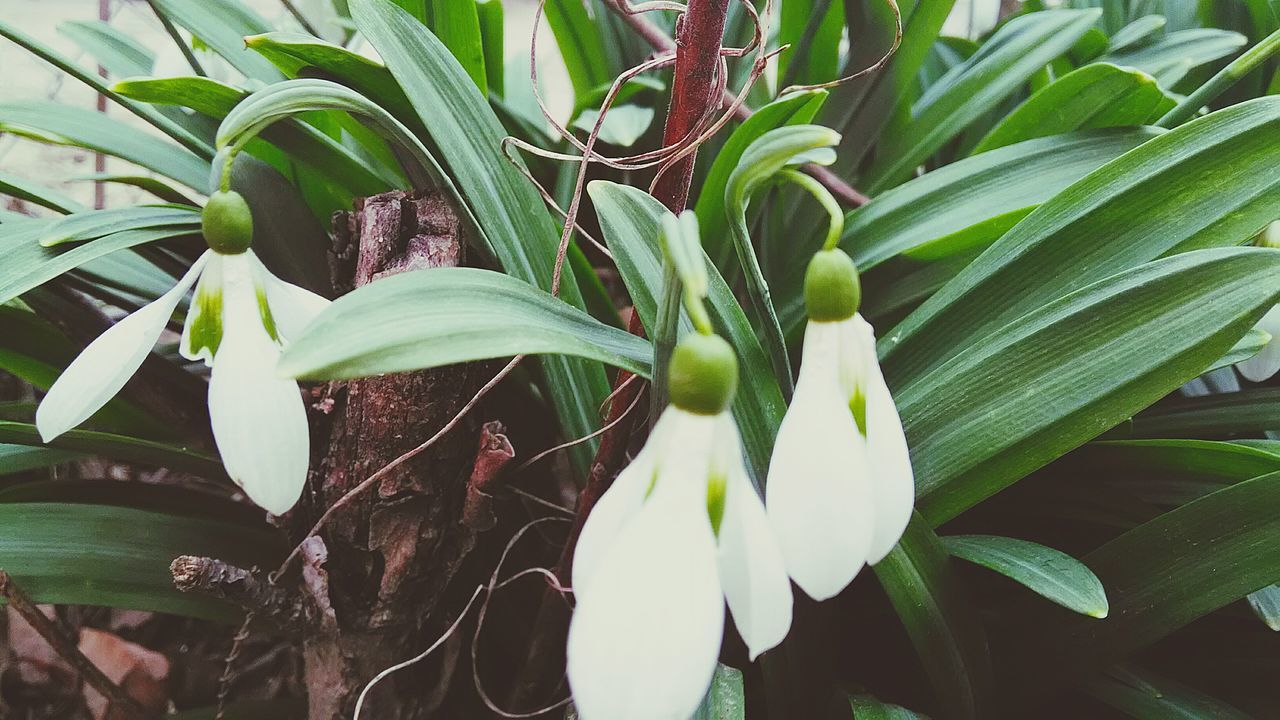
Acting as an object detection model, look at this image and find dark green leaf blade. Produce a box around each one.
[944,534,1108,618]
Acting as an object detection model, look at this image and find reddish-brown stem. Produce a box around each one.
[651,0,735,211]
[607,0,870,208]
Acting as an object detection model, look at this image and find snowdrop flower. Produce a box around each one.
[766,248,914,601]
[567,334,792,720]
[1238,221,1280,382]
[36,190,328,514]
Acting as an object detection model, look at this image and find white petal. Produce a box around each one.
[713,416,792,660]
[767,321,874,601]
[208,255,309,514]
[1237,304,1280,382]
[566,465,724,720]
[570,417,667,600]
[251,251,330,343]
[36,253,210,442]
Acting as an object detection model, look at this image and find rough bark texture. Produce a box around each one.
[297,190,485,719]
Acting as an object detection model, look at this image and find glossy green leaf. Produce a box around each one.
[1082,439,1280,489]
[0,170,87,214]
[0,17,213,158]
[1104,28,1248,87]
[1108,15,1167,53]
[0,224,197,306]
[351,0,610,474]
[944,535,1108,618]
[901,248,1280,524]
[883,98,1280,389]
[1125,387,1280,438]
[0,444,82,475]
[1084,666,1253,720]
[779,0,843,86]
[1246,584,1280,631]
[57,20,154,78]
[476,0,504,95]
[589,180,786,479]
[0,100,210,190]
[0,422,226,480]
[849,696,927,720]
[70,173,196,205]
[864,9,1102,192]
[972,64,1168,154]
[278,267,652,381]
[38,205,199,247]
[875,514,992,720]
[543,0,614,96]
[826,0,956,176]
[1008,471,1280,698]
[430,0,487,92]
[695,90,827,271]
[149,0,283,82]
[0,503,279,621]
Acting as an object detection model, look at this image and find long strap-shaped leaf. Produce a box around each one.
[883,97,1280,389]
[278,267,652,381]
[900,247,1280,524]
[875,514,992,720]
[350,0,610,475]
[1000,471,1280,706]
[0,502,280,621]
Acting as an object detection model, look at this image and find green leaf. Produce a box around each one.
[57,20,154,78]
[114,76,401,197]
[901,248,1280,524]
[149,0,284,82]
[589,180,786,480]
[1084,666,1253,720]
[874,514,992,720]
[695,90,827,271]
[972,64,1168,154]
[543,0,614,96]
[691,664,745,720]
[883,98,1280,389]
[1007,472,1280,699]
[350,0,610,474]
[0,422,228,481]
[864,9,1103,192]
[0,17,213,158]
[825,0,956,176]
[1125,387,1280,438]
[1210,326,1271,371]
[38,205,199,247]
[1108,15,1167,53]
[476,0,504,95]
[779,0,843,86]
[0,101,210,190]
[0,444,82,475]
[429,0,487,92]
[1103,28,1248,87]
[0,170,87,214]
[849,696,927,720]
[278,267,652,381]
[0,503,280,621]
[943,534,1109,618]
[1082,439,1280,489]
[69,173,196,205]
[572,105,655,147]
[0,224,197,306]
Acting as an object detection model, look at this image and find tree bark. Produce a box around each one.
[296,190,486,719]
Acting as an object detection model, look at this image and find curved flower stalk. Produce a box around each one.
[567,332,793,720]
[36,190,328,514]
[1237,221,1280,382]
[766,247,915,601]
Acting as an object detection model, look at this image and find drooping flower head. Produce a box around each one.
[567,333,793,720]
[36,190,327,514]
[766,248,915,600]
